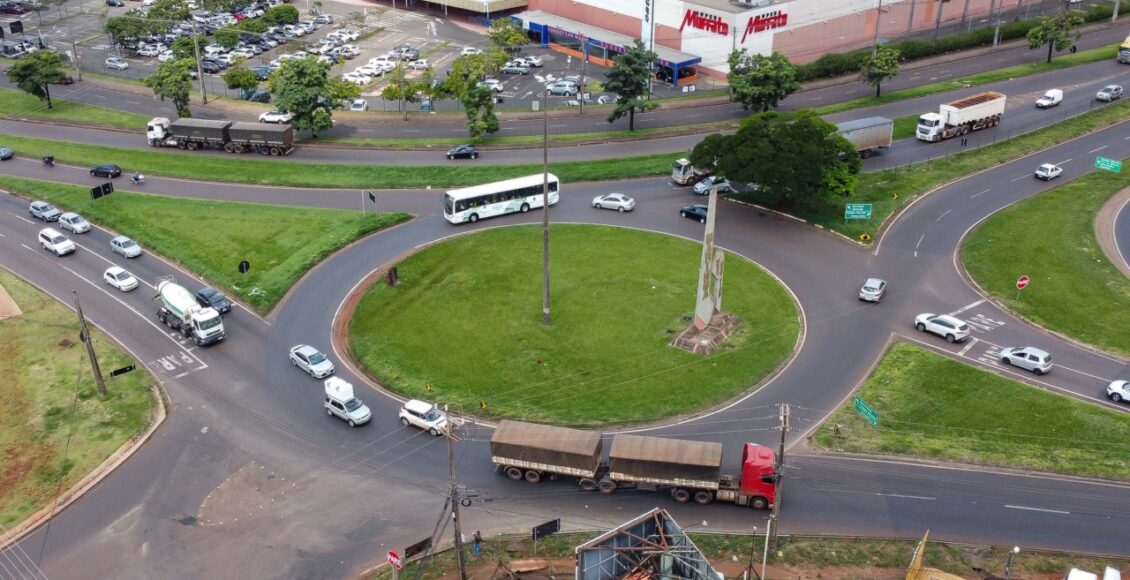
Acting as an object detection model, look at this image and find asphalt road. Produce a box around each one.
[1117,193,1130,273]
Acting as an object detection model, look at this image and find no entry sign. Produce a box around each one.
[1016,275,1030,290]
[388,551,402,569]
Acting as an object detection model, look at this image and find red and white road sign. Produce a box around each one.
[388,551,402,569]
[1016,275,1030,289]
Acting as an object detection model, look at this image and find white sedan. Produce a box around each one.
[343,71,372,85]
[137,44,162,57]
[103,266,139,292]
[592,193,635,212]
[408,59,430,70]
[1034,163,1063,180]
[461,47,482,56]
[157,51,175,62]
[259,110,293,124]
[289,344,335,378]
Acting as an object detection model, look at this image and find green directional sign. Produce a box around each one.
[845,203,873,220]
[854,396,879,427]
[1096,156,1122,173]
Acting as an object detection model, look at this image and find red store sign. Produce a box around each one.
[680,9,729,36]
[741,10,788,43]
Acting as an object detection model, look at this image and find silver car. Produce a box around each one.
[58,212,91,233]
[999,346,1052,375]
[29,200,61,221]
[110,235,142,258]
[290,344,335,378]
[1096,84,1123,102]
[592,193,635,212]
[858,278,887,302]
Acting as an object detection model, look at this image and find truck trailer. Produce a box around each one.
[490,420,777,509]
[915,91,1006,142]
[1119,35,1130,63]
[835,116,893,158]
[155,277,226,346]
[146,117,295,156]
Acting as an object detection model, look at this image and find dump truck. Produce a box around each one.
[671,157,712,186]
[835,116,893,158]
[490,420,777,508]
[155,277,226,346]
[1119,34,1130,63]
[145,117,295,156]
[915,91,1006,142]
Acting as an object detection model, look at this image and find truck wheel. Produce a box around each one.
[224,142,236,153]
[693,490,713,505]
[578,478,597,491]
[750,496,769,510]
[270,147,281,156]
[506,467,523,481]
[177,142,187,150]
[671,489,691,503]
[859,149,872,159]
[597,478,616,494]
[186,141,198,151]
[523,470,541,483]
[260,147,271,156]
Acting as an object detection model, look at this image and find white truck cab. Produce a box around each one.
[324,377,371,427]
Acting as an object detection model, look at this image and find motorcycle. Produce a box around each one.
[42,155,55,167]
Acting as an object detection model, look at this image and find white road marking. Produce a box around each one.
[957,337,979,356]
[877,493,935,500]
[915,235,925,249]
[1089,145,1109,154]
[935,209,951,222]
[948,299,985,316]
[1005,505,1070,515]
[1010,173,1030,182]
[970,188,990,199]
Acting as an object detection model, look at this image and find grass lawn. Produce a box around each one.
[0,270,157,528]
[0,87,150,130]
[349,225,799,426]
[962,164,1130,357]
[812,342,1130,479]
[0,176,410,312]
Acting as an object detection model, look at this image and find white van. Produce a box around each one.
[38,227,75,256]
[324,377,371,427]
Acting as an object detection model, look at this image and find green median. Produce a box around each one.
[812,342,1130,479]
[0,176,409,311]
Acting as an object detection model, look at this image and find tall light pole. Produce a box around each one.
[1004,546,1020,579]
[541,87,551,325]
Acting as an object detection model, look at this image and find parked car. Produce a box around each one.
[1096,84,1123,102]
[408,59,430,70]
[999,346,1053,375]
[1034,163,1063,180]
[396,48,419,61]
[259,110,293,123]
[501,63,530,75]
[250,64,275,80]
[338,44,360,57]
[343,71,371,85]
[313,14,334,24]
[110,235,142,258]
[399,399,449,436]
[90,163,122,177]
[106,0,124,6]
[546,81,577,96]
[858,278,887,302]
[336,28,359,41]
[244,89,270,103]
[58,212,91,233]
[592,193,635,212]
[0,146,13,160]
[157,50,175,62]
[480,78,504,93]
[679,204,709,223]
[195,286,231,314]
[105,57,129,70]
[522,55,543,67]
[103,266,139,292]
[0,3,26,13]
[137,44,161,57]
[460,46,482,56]
[693,175,732,195]
[289,344,335,378]
[446,144,479,160]
[913,313,970,343]
[29,200,61,222]
[1107,380,1130,403]
[350,98,369,112]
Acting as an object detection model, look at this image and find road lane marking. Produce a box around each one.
[935,209,951,222]
[915,235,925,249]
[877,493,935,500]
[1010,173,1030,182]
[970,188,990,199]
[1005,505,1070,515]
[948,299,985,316]
[1089,145,1109,154]
[957,337,979,356]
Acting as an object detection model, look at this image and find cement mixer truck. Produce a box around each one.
[155,277,226,346]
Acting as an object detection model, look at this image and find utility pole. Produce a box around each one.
[872,0,882,56]
[541,86,552,325]
[71,39,82,81]
[447,422,468,580]
[73,291,107,397]
[767,403,788,551]
[1114,0,1122,23]
[191,20,207,104]
[905,0,917,37]
[399,64,407,121]
[578,44,587,115]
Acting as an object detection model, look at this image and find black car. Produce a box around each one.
[90,164,122,178]
[200,60,224,74]
[106,0,123,6]
[250,65,275,80]
[244,89,271,103]
[679,204,708,224]
[446,144,478,160]
[195,286,231,314]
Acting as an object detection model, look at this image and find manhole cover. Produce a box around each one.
[178,516,197,526]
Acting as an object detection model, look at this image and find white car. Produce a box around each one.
[110,235,142,258]
[289,344,336,378]
[157,50,175,62]
[913,313,970,343]
[259,110,293,124]
[693,175,732,195]
[105,57,129,70]
[137,44,161,57]
[336,28,359,41]
[523,55,543,67]
[858,278,887,302]
[338,44,360,57]
[370,54,396,66]
[461,47,482,56]
[229,47,255,59]
[355,63,380,77]
[342,71,371,85]
[408,59,430,71]
[103,266,139,292]
[203,44,227,56]
[350,98,369,112]
[282,24,305,36]
[481,79,503,93]
[399,399,448,436]
[1107,380,1130,403]
[1034,163,1062,180]
[592,193,635,212]
[999,346,1053,375]
[58,212,91,233]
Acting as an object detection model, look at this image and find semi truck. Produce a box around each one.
[671,158,711,186]
[1119,34,1130,63]
[915,91,1006,142]
[146,117,295,156]
[490,420,777,508]
[835,116,893,158]
[155,277,226,346]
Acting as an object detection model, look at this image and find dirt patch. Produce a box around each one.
[0,283,22,320]
[196,459,296,527]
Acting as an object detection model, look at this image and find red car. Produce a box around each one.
[0,3,26,13]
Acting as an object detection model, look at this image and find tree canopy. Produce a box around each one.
[7,50,67,109]
[727,50,801,112]
[1027,9,1083,63]
[461,82,499,139]
[858,45,900,98]
[223,64,259,92]
[268,56,334,136]
[143,58,196,117]
[605,39,658,131]
[487,19,527,54]
[262,4,298,25]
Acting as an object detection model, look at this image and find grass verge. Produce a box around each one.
[0,176,410,311]
[811,342,1130,479]
[0,87,150,130]
[349,225,798,426]
[962,162,1130,357]
[0,270,157,528]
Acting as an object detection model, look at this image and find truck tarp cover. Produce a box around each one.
[229,121,293,144]
[609,435,722,482]
[169,118,232,140]
[835,117,891,134]
[491,420,602,471]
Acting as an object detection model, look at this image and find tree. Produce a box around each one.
[1027,9,1083,64]
[686,132,729,173]
[223,64,258,92]
[325,76,362,106]
[381,64,424,107]
[104,16,166,49]
[269,57,334,136]
[147,0,189,22]
[461,83,499,139]
[262,4,298,26]
[7,50,67,109]
[487,19,526,55]
[171,36,196,60]
[727,50,801,112]
[604,39,658,131]
[214,28,241,49]
[859,45,900,98]
[144,58,195,117]
[236,18,268,34]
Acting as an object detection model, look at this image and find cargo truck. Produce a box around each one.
[146,117,295,156]
[671,158,712,186]
[1119,35,1130,63]
[915,91,1006,142]
[490,420,777,508]
[835,116,893,158]
[155,277,226,346]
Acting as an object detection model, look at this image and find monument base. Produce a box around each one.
[670,312,742,355]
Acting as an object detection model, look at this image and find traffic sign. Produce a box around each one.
[387,551,402,569]
[1096,156,1122,173]
[1016,275,1030,290]
[853,396,878,427]
[845,203,873,220]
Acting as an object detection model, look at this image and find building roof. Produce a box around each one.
[515,10,701,67]
[688,0,789,15]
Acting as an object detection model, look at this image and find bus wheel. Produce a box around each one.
[524,470,541,483]
[693,490,713,504]
[505,467,523,480]
[671,489,691,503]
[520,203,530,213]
[750,496,769,510]
[469,214,479,223]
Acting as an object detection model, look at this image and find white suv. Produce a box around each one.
[398,400,448,436]
[913,313,970,343]
[38,227,75,256]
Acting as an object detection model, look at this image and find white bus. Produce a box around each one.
[443,173,560,224]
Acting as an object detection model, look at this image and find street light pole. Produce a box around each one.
[541,87,551,326]
[191,21,207,104]
[1004,546,1020,579]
